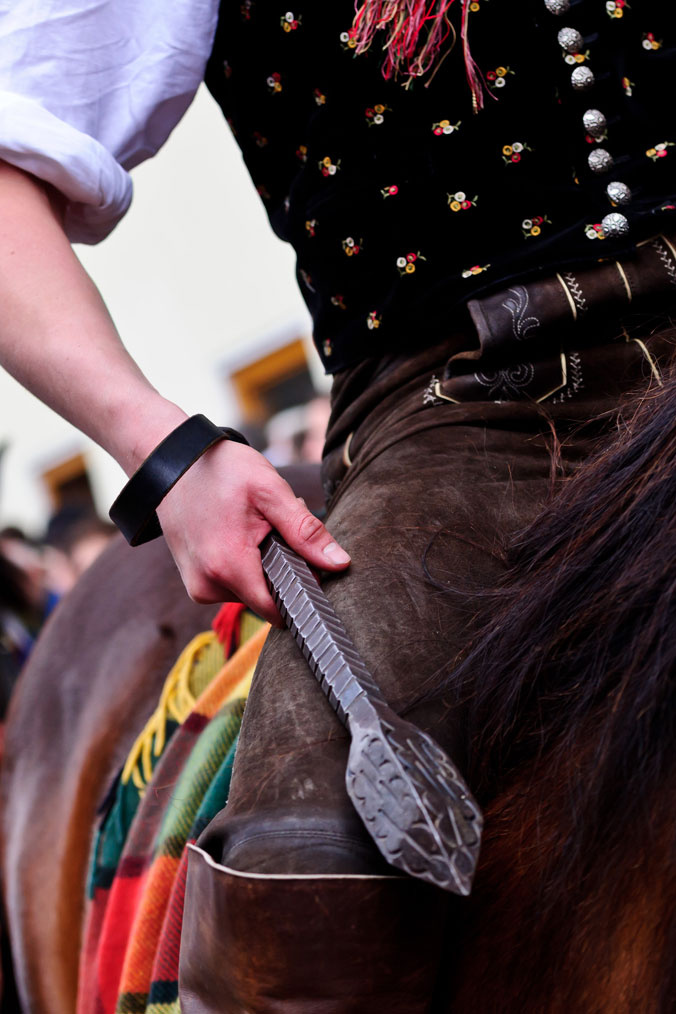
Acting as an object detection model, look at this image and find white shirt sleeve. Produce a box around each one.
[0,0,221,243]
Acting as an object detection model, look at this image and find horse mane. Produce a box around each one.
[440,353,676,1011]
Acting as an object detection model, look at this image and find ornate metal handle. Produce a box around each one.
[261,532,482,896]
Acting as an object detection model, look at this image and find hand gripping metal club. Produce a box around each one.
[261,532,483,896]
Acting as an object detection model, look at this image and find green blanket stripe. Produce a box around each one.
[87,718,181,898]
[155,699,245,857]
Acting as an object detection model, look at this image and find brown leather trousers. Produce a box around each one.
[180,238,676,1012]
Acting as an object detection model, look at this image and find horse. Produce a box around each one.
[1,366,675,1012]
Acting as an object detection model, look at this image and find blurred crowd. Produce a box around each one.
[0,394,330,714]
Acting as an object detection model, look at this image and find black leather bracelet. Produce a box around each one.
[109,414,250,546]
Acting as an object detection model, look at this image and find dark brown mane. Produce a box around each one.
[440,354,676,1011]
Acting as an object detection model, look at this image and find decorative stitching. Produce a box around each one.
[502,286,540,341]
[562,272,588,315]
[651,238,676,287]
[551,351,584,404]
[474,362,535,400]
[423,375,444,405]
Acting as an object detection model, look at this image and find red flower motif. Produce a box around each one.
[511,153,521,162]
[407,252,417,262]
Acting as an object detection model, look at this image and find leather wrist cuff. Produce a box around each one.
[109,414,249,546]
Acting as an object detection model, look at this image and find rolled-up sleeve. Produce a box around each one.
[0,0,220,243]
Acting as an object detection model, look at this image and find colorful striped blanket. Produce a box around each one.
[77,604,268,1014]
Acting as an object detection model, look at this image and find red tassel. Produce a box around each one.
[212,602,246,657]
[352,0,485,109]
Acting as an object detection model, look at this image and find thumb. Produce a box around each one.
[262,489,351,572]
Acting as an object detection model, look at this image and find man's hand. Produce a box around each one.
[156,440,350,625]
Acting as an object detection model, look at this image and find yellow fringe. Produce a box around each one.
[121,631,222,795]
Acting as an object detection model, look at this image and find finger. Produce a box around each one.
[259,480,351,572]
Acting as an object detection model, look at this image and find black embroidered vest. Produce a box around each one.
[204,1,676,372]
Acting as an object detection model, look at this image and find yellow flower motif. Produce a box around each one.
[646,148,657,158]
[470,1,480,10]
[322,156,332,167]
[283,22,291,32]
[405,262,416,274]
[531,225,541,236]
[450,200,461,212]
[496,66,507,77]
[502,144,513,156]
[439,119,450,128]
[375,104,385,114]
[614,8,623,16]
[574,53,585,63]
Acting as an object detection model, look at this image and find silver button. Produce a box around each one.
[606,181,631,205]
[571,66,595,91]
[601,212,630,238]
[583,109,607,138]
[588,148,614,173]
[544,0,571,13]
[558,27,584,52]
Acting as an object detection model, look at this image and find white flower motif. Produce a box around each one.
[267,76,276,87]
[565,54,577,65]
[367,319,375,329]
[656,142,667,151]
[522,219,533,230]
[285,11,295,21]
[346,237,355,247]
[495,76,506,86]
[462,269,473,278]
[585,226,598,239]
[606,1,616,9]
[328,165,337,175]
[443,125,454,134]
[642,38,653,49]
[512,142,524,153]
[374,114,384,124]
[397,257,407,268]
[455,191,466,202]
[340,31,349,41]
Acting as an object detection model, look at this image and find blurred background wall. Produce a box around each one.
[0,85,328,537]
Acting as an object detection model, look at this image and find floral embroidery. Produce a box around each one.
[381,184,399,198]
[252,131,268,148]
[240,0,254,19]
[305,219,318,237]
[606,0,628,18]
[396,252,425,276]
[642,32,662,51]
[313,88,327,106]
[367,311,382,330]
[486,66,514,90]
[340,28,358,51]
[462,264,491,278]
[342,236,363,256]
[331,295,346,310]
[622,76,635,96]
[323,339,333,356]
[365,104,390,126]
[432,119,461,136]
[646,142,674,161]
[319,156,341,176]
[585,222,607,240]
[266,72,283,94]
[296,144,308,163]
[281,12,301,32]
[563,49,590,66]
[502,142,532,164]
[522,215,551,239]
[468,0,488,11]
[448,191,478,211]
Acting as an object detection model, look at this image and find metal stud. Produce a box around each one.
[583,109,607,138]
[606,181,632,205]
[601,212,630,238]
[588,148,614,174]
[558,27,584,52]
[544,0,571,13]
[571,66,595,91]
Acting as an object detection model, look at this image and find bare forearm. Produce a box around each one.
[0,162,185,474]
